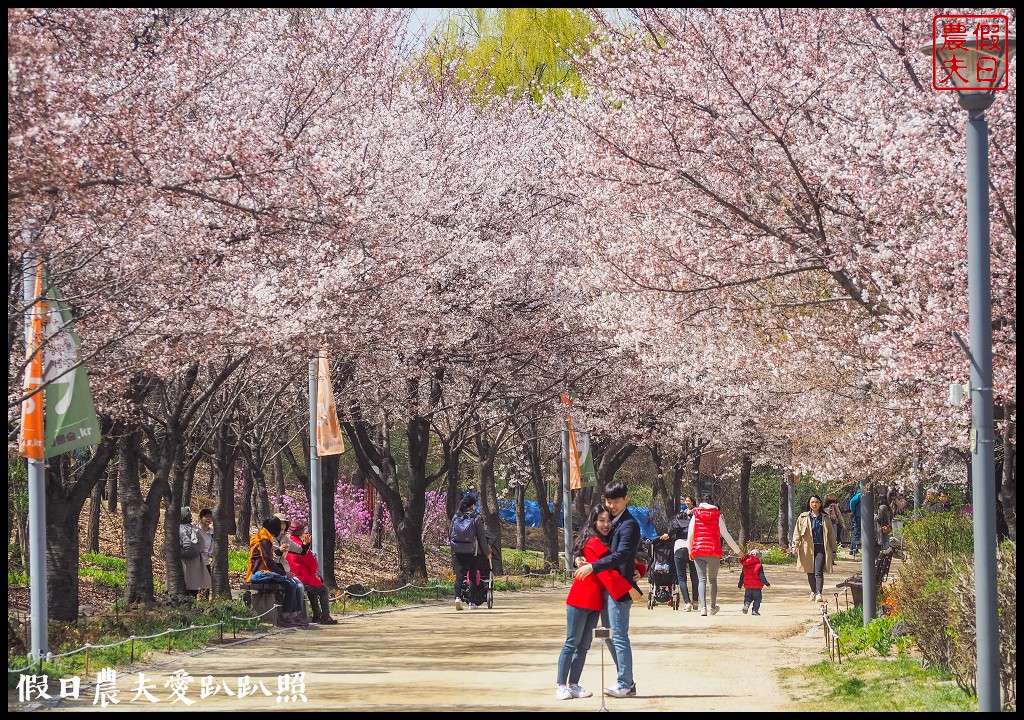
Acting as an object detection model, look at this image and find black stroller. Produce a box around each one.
[459,533,496,609]
[645,538,680,610]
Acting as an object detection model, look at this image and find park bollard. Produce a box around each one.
[84,644,91,676]
[168,632,173,652]
[130,636,136,663]
[190,625,195,645]
[219,621,224,643]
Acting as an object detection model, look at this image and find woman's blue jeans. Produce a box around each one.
[673,548,696,604]
[557,605,601,685]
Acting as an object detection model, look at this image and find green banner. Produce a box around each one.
[42,275,100,458]
[576,430,597,488]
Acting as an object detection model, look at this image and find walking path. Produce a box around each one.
[18,557,862,712]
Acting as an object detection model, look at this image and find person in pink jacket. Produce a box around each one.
[555,503,635,701]
[287,519,338,625]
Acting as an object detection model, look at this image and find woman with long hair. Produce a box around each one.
[791,494,837,602]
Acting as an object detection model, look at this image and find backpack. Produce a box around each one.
[180,524,200,560]
[450,514,478,554]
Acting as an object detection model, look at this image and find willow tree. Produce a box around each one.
[427,8,598,103]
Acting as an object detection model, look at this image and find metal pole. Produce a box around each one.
[23,249,48,660]
[964,101,999,712]
[860,480,875,625]
[308,359,322,561]
[561,426,572,572]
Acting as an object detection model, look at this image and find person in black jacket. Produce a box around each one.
[660,497,698,611]
[574,481,641,698]
[449,495,491,610]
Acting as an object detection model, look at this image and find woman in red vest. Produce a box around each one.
[685,494,740,616]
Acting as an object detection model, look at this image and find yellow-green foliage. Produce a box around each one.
[428,8,597,103]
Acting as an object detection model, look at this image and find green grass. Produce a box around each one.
[501,547,552,574]
[81,552,126,572]
[8,601,261,689]
[79,552,127,590]
[228,550,249,573]
[778,657,975,711]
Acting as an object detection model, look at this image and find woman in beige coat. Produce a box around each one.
[790,495,836,603]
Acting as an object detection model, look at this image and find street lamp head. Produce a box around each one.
[920,35,1016,112]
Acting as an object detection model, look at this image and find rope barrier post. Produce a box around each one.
[84,644,90,676]
[168,631,173,653]
[219,621,224,643]
[190,625,195,645]
[130,637,135,664]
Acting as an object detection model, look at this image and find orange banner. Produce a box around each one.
[316,351,346,456]
[19,266,45,459]
[562,394,582,490]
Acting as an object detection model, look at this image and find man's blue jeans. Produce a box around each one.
[600,593,633,689]
[556,605,601,686]
[850,514,861,555]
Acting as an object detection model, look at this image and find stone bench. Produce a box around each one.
[239,582,308,626]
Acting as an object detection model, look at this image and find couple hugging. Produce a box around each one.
[555,481,641,701]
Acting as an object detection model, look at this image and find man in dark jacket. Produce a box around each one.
[574,480,640,698]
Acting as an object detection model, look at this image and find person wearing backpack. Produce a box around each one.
[450,495,491,610]
[179,506,210,597]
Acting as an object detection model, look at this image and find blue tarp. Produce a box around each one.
[498,500,659,540]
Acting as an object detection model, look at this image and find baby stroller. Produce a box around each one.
[459,534,496,609]
[645,537,680,610]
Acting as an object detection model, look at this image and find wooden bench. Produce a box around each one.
[239,582,308,626]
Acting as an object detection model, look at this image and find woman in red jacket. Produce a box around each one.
[287,520,338,625]
[555,503,635,701]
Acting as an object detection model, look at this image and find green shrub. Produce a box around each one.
[893,512,1016,711]
[827,605,910,657]
[8,569,29,585]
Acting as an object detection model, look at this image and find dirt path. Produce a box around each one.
[17,557,861,712]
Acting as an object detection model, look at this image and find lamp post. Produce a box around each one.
[920,32,1015,713]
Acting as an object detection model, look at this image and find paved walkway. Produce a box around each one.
[16,556,863,712]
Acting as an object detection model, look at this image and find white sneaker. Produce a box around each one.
[710,605,720,615]
[685,603,692,612]
[455,598,463,610]
[569,684,593,699]
[555,685,572,701]
[604,683,636,698]
[809,591,817,601]
[815,593,823,602]
[468,603,478,610]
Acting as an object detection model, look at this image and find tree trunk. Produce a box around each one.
[593,438,637,500]
[86,481,102,554]
[515,482,526,551]
[778,468,789,547]
[164,442,188,599]
[273,452,286,500]
[475,448,503,576]
[120,428,161,607]
[235,449,255,546]
[997,404,1015,541]
[738,453,752,547]
[105,461,118,513]
[211,422,239,599]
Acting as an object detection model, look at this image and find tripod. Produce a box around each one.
[594,626,610,712]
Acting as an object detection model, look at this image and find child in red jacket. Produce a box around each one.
[738,548,771,616]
